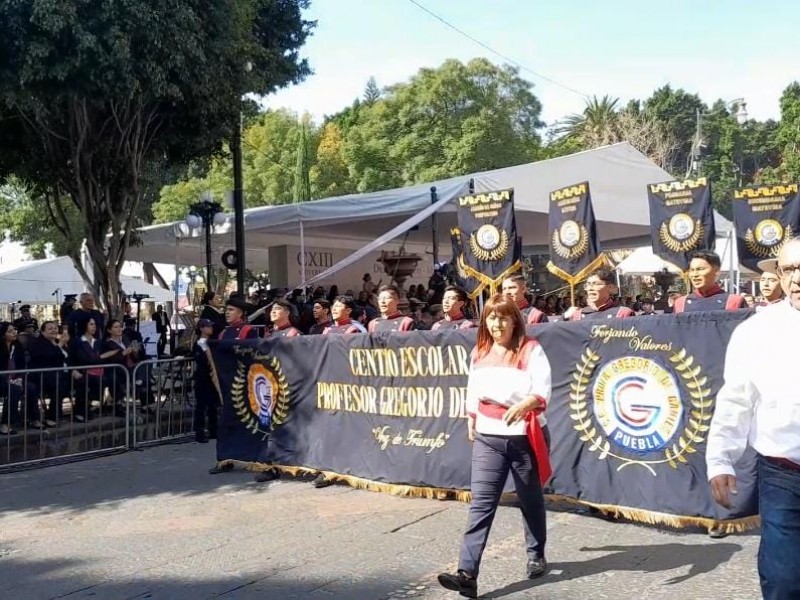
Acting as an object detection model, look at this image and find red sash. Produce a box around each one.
[477,399,552,486]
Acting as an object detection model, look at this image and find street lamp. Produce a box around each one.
[232,61,254,296]
[186,192,226,289]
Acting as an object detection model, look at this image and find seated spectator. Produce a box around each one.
[102,320,143,406]
[28,321,75,426]
[67,292,105,341]
[71,318,113,421]
[0,322,43,434]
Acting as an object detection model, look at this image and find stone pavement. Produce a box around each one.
[0,443,760,600]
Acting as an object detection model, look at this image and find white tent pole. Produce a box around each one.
[300,218,306,291]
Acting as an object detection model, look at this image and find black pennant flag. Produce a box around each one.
[449,226,481,296]
[647,177,716,272]
[732,183,800,272]
[546,181,605,285]
[455,188,521,296]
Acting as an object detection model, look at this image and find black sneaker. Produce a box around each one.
[437,570,477,598]
[526,557,547,579]
[254,470,280,483]
[312,474,334,489]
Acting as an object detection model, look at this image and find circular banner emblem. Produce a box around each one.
[755,219,784,247]
[592,357,683,453]
[232,355,291,435]
[248,363,278,429]
[668,213,695,241]
[475,224,501,251]
[559,220,581,248]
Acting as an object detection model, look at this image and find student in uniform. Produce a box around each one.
[323,296,362,335]
[432,286,475,331]
[501,275,547,324]
[368,285,415,333]
[566,269,635,321]
[267,300,302,338]
[672,250,747,313]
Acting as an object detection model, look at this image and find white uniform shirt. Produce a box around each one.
[466,343,552,436]
[706,300,800,479]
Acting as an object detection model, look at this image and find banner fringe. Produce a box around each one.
[214,461,760,532]
[547,494,761,533]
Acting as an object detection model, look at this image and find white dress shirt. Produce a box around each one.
[706,299,800,480]
[466,343,552,436]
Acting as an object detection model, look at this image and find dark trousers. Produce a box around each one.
[193,384,218,438]
[1,376,41,427]
[37,372,72,420]
[458,434,546,577]
[759,456,800,599]
[157,331,167,356]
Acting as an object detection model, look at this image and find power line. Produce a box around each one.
[404,0,589,98]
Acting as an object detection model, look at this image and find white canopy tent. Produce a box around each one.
[0,256,174,304]
[129,142,734,269]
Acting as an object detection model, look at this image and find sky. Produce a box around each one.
[264,0,800,126]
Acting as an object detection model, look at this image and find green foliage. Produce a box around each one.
[293,116,312,202]
[0,0,313,312]
[641,85,705,175]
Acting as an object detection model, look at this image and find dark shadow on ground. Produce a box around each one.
[483,542,744,598]
[0,555,414,600]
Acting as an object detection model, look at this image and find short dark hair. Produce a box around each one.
[377,284,400,299]
[691,249,721,269]
[588,268,615,286]
[333,295,356,311]
[202,291,216,304]
[313,298,330,311]
[502,274,526,286]
[272,299,293,313]
[443,286,467,303]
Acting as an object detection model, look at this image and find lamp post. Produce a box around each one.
[232,61,253,296]
[688,98,748,177]
[185,193,226,290]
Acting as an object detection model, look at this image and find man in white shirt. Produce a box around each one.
[706,237,800,599]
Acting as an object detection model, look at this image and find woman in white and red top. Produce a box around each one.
[438,294,552,598]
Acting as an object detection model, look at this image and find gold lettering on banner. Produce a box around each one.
[649,177,707,193]
[457,189,512,207]
[371,425,451,453]
[589,325,673,353]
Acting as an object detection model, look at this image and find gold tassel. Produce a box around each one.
[214,462,760,531]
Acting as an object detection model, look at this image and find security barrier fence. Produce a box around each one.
[0,357,196,473]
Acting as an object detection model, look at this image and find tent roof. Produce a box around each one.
[616,236,746,276]
[0,256,174,304]
[128,142,733,267]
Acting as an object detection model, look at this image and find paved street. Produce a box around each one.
[1,443,760,600]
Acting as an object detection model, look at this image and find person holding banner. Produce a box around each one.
[438,294,551,598]
[707,238,800,599]
[567,269,635,321]
[432,286,475,331]
[673,250,747,313]
[323,296,362,335]
[501,275,547,324]
[368,285,415,333]
[192,319,221,444]
[267,300,302,338]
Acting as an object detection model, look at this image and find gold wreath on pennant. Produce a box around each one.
[659,220,704,253]
[231,357,291,436]
[469,229,509,262]
[455,254,469,280]
[744,224,794,259]
[551,224,589,260]
[569,348,713,475]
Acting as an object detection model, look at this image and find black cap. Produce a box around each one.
[20,304,31,311]
[225,295,251,314]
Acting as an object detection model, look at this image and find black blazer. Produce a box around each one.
[0,340,27,373]
[29,337,70,370]
[72,337,104,367]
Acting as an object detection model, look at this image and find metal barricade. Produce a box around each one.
[131,357,196,448]
[0,363,131,472]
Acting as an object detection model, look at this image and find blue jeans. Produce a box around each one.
[758,456,800,599]
[458,434,546,577]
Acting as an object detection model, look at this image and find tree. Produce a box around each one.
[0,1,313,314]
[363,77,381,105]
[641,85,705,175]
[293,116,312,202]
[310,122,355,198]
[556,96,620,146]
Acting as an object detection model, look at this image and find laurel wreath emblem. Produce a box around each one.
[469,229,509,262]
[569,348,713,475]
[551,225,589,260]
[231,357,291,435]
[659,220,704,253]
[744,224,793,258]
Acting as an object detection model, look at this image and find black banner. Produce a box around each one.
[456,188,521,296]
[732,183,800,272]
[647,177,716,272]
[546,182,605,285]
[215,311,759,529]
[449,226,481,298]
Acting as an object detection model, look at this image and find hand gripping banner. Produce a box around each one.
[647,177,716,272]
[546,181,605,285]
[732,183,800,272]
[455,188,522,297]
